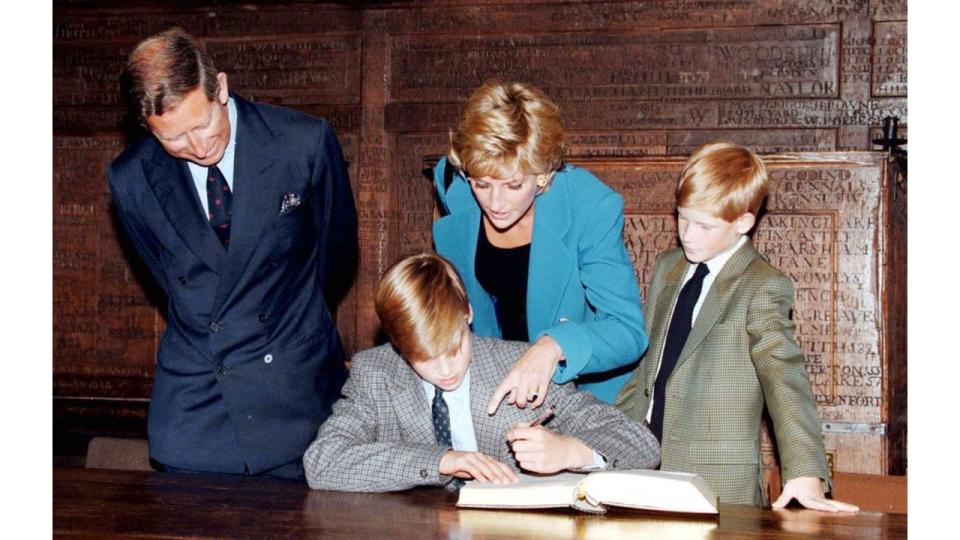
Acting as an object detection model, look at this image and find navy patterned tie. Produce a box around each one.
[650,262,710,442]
[432,388,452,446]
[206,165,233,248]
[432,388,464,489]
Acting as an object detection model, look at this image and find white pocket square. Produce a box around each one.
[279,193,301,215]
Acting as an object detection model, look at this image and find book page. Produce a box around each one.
[581,470,719,514]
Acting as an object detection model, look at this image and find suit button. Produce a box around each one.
[178,276,187,285]
[267,260,279,268]
[209,321,221,332]
[644,388,649,397]
[420,469,428,479]
[258,313,269,323]
[216,365,227,376]
[264,354,273,364]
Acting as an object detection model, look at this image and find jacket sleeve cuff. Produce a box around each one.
[538,324,592,384]
[782,466,834,494]
[426,445,454,485]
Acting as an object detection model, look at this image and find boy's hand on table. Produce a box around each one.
[506,423,593,474]
[773,476,860,513]
[487,335,563,414]
[439,450,518,484]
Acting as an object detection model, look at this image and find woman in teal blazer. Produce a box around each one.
[432,81,648,410]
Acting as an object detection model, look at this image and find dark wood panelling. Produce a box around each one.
[53,1,907,474]
[391,25,841,102]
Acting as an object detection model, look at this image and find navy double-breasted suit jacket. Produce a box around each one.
[107,95,356,476]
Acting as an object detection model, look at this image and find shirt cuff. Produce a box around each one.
[579,451,607,471]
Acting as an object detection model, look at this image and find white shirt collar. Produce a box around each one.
[701,234,747,276]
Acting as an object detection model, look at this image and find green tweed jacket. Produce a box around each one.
[615,241,830,505]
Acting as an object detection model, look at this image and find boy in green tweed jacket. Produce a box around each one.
[616,143,858,512]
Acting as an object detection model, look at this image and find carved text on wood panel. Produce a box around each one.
[388,97,904,139]
[53,42,131,108]
[395,134,450,258]
[206,36,362,106]
[376,0,905,34]
[718,98,907,128]
[664,129,837,154]
[53,13,207,41]
[767,164,884,422]
[391,25,839,102]
[872,21,907,97]
[54,137,158,380]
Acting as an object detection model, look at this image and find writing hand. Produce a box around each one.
[506,422,593,474]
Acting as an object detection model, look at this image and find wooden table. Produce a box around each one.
[54,467,906,538]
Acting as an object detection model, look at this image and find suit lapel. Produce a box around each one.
[468,337,505,458]
[672,240,759,373]
[526,181,575,335]
[389,354,437,445]
[143,147,226,272]
[646,255,688,389]
[211,97,280,314]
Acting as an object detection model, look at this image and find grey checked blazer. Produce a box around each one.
[304,336,660,492]
[616,242,830,505]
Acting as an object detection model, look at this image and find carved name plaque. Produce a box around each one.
[206,36,362,106]
[395,134,450,257]
[718,98,907,129]
[391,25,839,102]
[53,13,207,41]
[53,42,131,109]
[371,0,905,35]
[872,21,907,97]
[665,129,837,154]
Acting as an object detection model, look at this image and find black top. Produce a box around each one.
[475,223,531,342]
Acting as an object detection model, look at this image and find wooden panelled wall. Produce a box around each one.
[53,0,907,473]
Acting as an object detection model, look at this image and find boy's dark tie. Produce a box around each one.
[432,388,452,446]
[650,262,710,442]
[206,165,233,247]
[432,388,464,489]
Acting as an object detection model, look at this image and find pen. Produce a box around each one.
[530,405,557,427]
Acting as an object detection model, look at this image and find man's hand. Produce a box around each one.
[487,335,563,414]
[438,451,518,484]
[506,422,593,474]
[772,476,860,513]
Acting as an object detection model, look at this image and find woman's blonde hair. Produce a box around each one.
[676,142,769,222]
[447,80,566,181]
[375,253,471,362]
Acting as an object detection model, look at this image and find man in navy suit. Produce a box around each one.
[107,28,356,479]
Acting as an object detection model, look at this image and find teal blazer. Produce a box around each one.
[432,157,648,403]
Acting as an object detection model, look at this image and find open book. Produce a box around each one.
[456,470,718,515]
